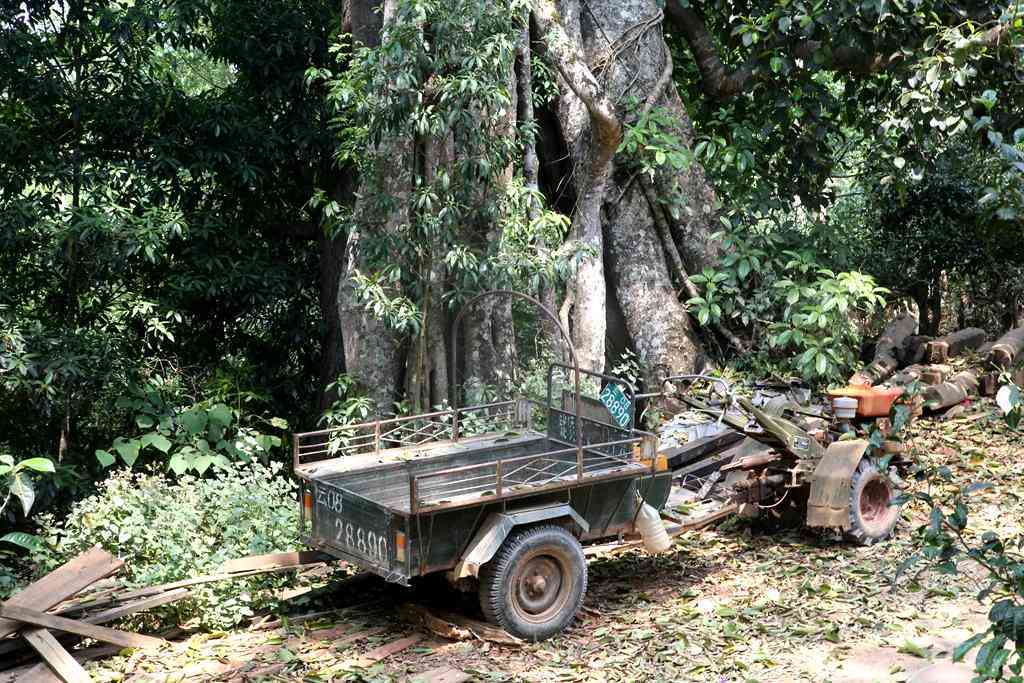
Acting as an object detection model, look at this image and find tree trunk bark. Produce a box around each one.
[337,218,404,415]
[334,0,410,416]
[607,184,702,384]
[318,231,347,412]
[517,22,562,361]
[540,0,714,380]
[534,0,621,373]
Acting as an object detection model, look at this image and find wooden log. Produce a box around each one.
[926,327,987,363]
[980,372,1000,396]
[920,365,953,385]
[0,546,123,640]
[923,369,980,412]
[889,364,925,386]
[901,335,934,365]
[0,605,165,650]
[851,313,918,385]
[988,327,1024,369]
[21,629,89,683]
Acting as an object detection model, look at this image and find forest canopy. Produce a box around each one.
[1,0,1022,542]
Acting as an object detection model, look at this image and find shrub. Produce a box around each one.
[33,461,299,629]
[687,223,887,385]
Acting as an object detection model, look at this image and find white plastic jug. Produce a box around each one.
[635,500,672,553]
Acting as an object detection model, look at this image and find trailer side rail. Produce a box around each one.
[293,399,531,469]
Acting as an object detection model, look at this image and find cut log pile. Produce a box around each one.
[851,315,1024,416]
[0,548,332,682]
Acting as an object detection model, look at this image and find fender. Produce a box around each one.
[451,503,589,579]
[805,439,871,529]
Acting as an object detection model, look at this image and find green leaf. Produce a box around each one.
[181,409,208,435]
[168,454,189,476]
[0,532,41,551]
[18,457,54,473]
[136,414,156,429]
[208,404,233,428]
[141,433,173,454]
[113,438,141,467]
[192,454,213,475]
[897,639,929,658]
[270,417,289,430]
[10,473,34,517]
[95,450,116,468]
[953,633,987,662]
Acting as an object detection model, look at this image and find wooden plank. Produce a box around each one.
[0,546,123,639]
[0,605,165,650]
[220,550,332,574]
[22,629,90,683]
[108,562,323,603]
[16,645,121,683]
[358,634,423,664]
[412,666,471,683]
[82,587,190,625]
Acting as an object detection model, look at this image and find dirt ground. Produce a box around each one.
[83,403,1023,682]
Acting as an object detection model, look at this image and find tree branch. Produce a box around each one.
[533,0,621,159]
[662,1,919,100]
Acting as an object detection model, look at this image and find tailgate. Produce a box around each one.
[305,478,409,582]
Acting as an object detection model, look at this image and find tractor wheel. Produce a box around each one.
[846,459,901,545]
[478,525,586,641]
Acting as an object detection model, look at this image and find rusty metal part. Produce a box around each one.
[805,440,870,529]
[720,451,780,472]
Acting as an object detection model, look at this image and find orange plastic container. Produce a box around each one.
[827,385,904,418]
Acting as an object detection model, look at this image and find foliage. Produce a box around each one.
[899,472,1024,681]
[0,454,54,552]
[0,0,336,521]
[34,462,299,629]
[319,375,375,428]
[688,222,887,384]
[0,454,53,518]
[319,0,571,331]
[94,379,288,476]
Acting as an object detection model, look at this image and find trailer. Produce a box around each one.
[295,362,671,640]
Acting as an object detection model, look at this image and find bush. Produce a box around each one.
[33,460,299,629]
[687,223,887,385]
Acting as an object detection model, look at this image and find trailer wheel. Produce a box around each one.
[846,459,901,545]
[478,525,586,641]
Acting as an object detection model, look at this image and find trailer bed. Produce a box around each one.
[308,429,646,514]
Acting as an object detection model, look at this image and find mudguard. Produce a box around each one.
[805,439,870,529]
[451,503,589,579]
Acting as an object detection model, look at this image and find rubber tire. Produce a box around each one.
[846,459,901,545]
[478,525,586,641]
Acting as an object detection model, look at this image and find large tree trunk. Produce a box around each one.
[607,185,702,383]
[535,0,619,373]
[335,0,407,416]
[337,220,403,415]
[318,231,347,411]
[517,22,562,360]
[539,0,716,380]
